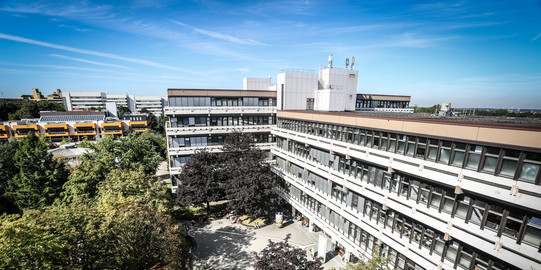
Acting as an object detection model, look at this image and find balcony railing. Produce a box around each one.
[164,106,276,116]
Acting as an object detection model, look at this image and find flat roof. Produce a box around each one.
[167,89,277,98]
[277,110,541,150]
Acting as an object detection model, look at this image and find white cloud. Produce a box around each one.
[50,54,131,70]
[0,33,202,74]
[171,20,268,46]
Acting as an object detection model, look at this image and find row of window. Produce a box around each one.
[285,180,518,270]
[277,119,541,184]
[170,115,276,128]
[275,140,541,251]
[285,184,425,270]
[168,96,277,107]
[45,128,68,134]
[169,133,275,149]
[355,100,409,109]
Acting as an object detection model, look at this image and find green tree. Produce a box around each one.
[0,130,186,269]
[157,111,166,135]
[343,247,392,270]
[412,104,439,114]
[88,106,102,111]
[0,210,70,270]
[0,102,20,121]
[61,157,111,205]
[7,101,64,120]
[255,234,323,270]
[0,141,20,213]
[118,105,130,118]
[222,131,275,218]
[62,132,166,205]
[148,112,158,130]
[175,149,225,215]
[9,132,69,209]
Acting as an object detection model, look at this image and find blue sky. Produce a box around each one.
[0,0,540,108]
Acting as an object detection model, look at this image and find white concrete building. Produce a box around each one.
[165,88,277,193]
[135,96,166,115]
[63,92,136,112]
[162,56,541,269]
[272,111,541,270]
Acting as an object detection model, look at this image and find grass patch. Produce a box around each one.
[171,202,228,221]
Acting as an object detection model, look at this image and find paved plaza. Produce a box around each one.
[190,217,346,270]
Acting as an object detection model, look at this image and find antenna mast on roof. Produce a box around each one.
[328,54,333,68]
[351,56,355,69]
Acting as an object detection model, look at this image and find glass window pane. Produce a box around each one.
[520,163,539,182]
[466,154,480,170]
[503,215,522,240]
[434,240,445,255]
[482,156,498,173]
[455,201,469,220]
[428,147,438,160]
[416,144,426,158]
[500,159,517,177]
[485,205,504,231]
[452,151,465,167]
[523,217,541,247]
[459,252,473,269]
[406,143,415,156]
[397,141,405,154]
[445,243,459,263]
[442,197,454,214]
[440,148,450,164]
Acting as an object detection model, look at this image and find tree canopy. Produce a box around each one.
[342,246,392,270]
[0,131,188,269]
[0,140,19,213]
[175,148,225,214]
[118,105,130,118]
[222,131,276,218]
[62,132,166,205]
[174,131,276,219]
[255,234,323,270]
[0,101,64,121]
[8,132,69,210]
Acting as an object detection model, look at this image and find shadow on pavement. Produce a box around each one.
[192,225,256,270]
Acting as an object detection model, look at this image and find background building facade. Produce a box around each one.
[165,88,277,192]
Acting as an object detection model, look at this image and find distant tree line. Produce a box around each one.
[413,104,541,118]
[0,132,190,269]
[0,101,64,121]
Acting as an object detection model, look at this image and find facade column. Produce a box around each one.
[292,206,296,217]
[344,250,351,263]
[308,219,314,232]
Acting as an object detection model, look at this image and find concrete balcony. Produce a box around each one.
[164,106,277,116]
[166,124,274,136]
[168,142,275,156]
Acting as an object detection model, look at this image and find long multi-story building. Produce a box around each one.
[1,111,148,142]
[165,88,277,192]
[135,96,167,115]
[163,56,541,269]
[62,92,167,115]
[272,111,541,270]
